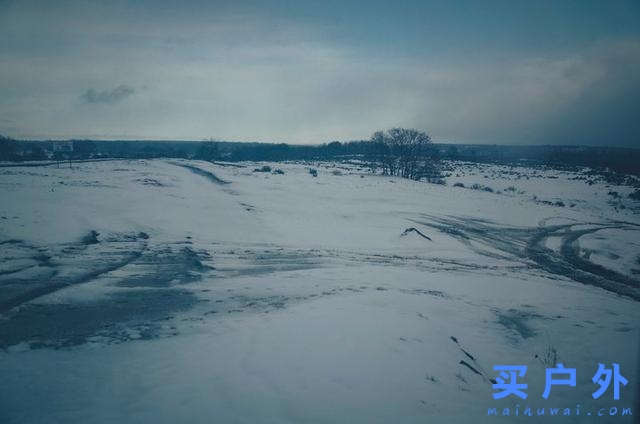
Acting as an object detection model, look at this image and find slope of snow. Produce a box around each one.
[0,159,638,423]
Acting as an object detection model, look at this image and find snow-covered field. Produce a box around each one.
[0,159,638,423]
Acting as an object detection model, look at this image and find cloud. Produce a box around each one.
[81,85,136,104]
[433,38,640,145]
[1,1,638,145]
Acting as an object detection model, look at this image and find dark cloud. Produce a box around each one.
[81,85,135,104]
[2,1,639,145]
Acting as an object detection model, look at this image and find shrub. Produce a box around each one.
[309,168,318,177]
[468,183,494,193]
[427,178,446,185]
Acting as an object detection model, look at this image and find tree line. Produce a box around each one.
[195,128,440,180]
[4,131,640,178]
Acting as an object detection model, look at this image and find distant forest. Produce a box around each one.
[1,133,639,177]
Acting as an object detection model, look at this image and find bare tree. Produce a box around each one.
[368,128,435,180]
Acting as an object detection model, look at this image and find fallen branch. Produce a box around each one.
[401,227,432,241]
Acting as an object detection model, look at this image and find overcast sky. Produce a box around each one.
[1,0,639,146]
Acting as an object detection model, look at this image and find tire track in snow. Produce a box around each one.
[413,215,640,300]
[0,236,148,314]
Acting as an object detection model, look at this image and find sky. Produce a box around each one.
[0,0,639,146]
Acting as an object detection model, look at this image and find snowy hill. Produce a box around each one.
[0,159,638,423]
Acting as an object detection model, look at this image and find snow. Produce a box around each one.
[578,228,640,278]
[0,159,638,423]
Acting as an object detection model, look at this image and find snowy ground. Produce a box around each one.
[0,159,638,423]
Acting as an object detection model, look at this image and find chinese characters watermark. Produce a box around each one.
[492,363,627,400]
